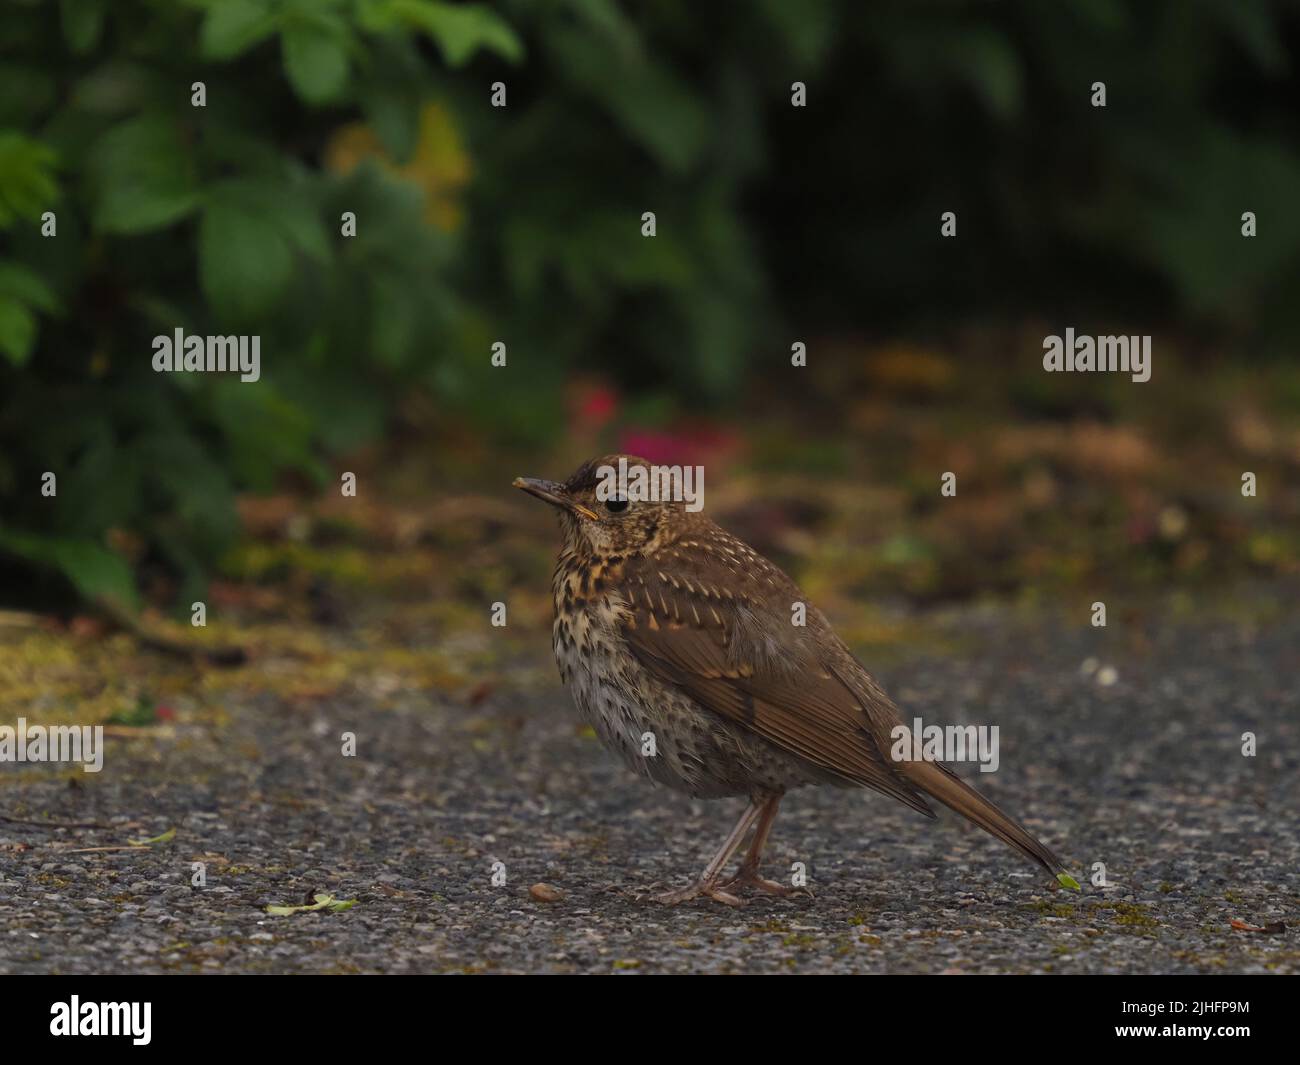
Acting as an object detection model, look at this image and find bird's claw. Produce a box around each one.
[640,870,813,906]
[643,880,747,907]
[718,869,814,898]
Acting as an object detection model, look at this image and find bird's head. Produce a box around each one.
[514,454,699,556]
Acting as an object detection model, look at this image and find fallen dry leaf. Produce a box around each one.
[1230,918,1286,934]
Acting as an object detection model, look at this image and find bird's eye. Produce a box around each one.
[604,498,629,513]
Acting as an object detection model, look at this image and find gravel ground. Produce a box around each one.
[2,601,1297,974]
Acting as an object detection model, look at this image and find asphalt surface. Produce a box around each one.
[2,602,1297,974]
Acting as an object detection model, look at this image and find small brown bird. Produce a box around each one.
[515,455,1067,905]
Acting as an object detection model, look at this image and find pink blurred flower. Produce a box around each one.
[618,422,744,466]
[568,381,620,431]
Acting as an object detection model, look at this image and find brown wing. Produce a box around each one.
[616,545,934,817]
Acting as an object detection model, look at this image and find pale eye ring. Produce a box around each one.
[604,498,629,513]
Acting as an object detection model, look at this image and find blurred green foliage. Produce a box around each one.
[0,0,1297,612]
[758,0,1300,337]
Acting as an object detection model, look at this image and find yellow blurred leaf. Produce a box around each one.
[325,102,471,230]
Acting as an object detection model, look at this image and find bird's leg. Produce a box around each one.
[718,794,810,897]
[649,800,764,906]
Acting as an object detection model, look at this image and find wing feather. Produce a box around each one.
[618,550,933,816]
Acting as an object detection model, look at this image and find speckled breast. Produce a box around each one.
[549,552,820,800]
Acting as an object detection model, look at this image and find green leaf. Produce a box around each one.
[545,26,708,174]
[0,261,57,367]
[281,21,351,104]
[359,83,420,160]
[390,0,524,66]
[60,0,107,54]
[87,117,198,234]
[946,29,1022,121]
[0,531,140,614]
[1057,872,1081,891]
[266,893,357,915]
[209,379,317,487]
[128,827,177,845]
[274,204,331,262]
[0,295,36,366]
[199,200,294,321]
[0,132,59,228]
[756,0,834,66]
[200,0,279,60]
[367,272,416,366]
[107,694,158,727]
[196,177,329,323]
[206,178,331,261]
[0,261,59,312]
[51,541,141,615]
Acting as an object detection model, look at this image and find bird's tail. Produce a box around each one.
[898,759,1065,877]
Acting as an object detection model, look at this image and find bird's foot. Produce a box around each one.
[718,868,813,898]
[644,879,746,907]
[641,870,812,906]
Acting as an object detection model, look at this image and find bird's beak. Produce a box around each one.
[513,477,600,521]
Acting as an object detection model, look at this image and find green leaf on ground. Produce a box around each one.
[266,893,357,915]
[128,827,177,846]
[107,695,158,727]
